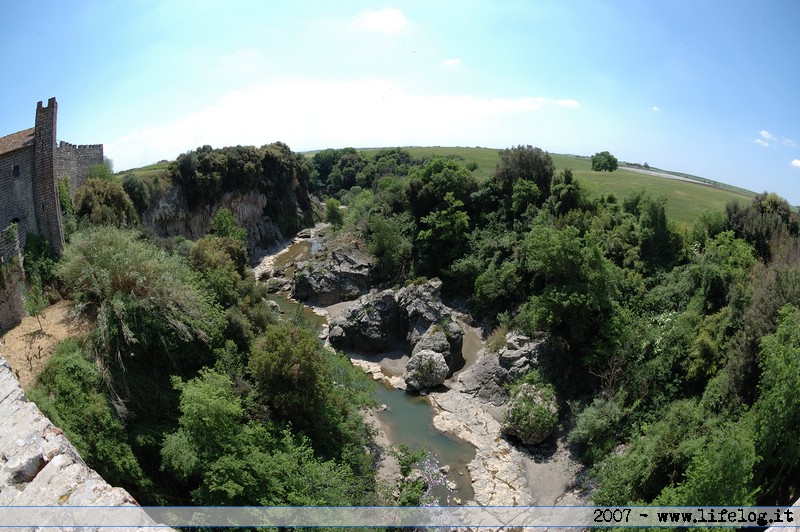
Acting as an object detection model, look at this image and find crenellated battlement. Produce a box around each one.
[58,140,104,150]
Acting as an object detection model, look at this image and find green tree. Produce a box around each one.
[210,207,247,243]
[591,151,618,172]
[74,178,138,228]
[29,340,150,497]
[22,272,47,330]
[122,173,151,215]
[753,304,800,499]
[495,145,555,206]
[325,197,344,229]
[88,157,114,180]
[415,192,469,277]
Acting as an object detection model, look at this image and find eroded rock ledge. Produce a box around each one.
[0,354,160,529]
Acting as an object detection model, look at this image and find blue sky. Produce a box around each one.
[2,1,799,203]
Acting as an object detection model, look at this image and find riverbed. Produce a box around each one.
[251,226,587,507]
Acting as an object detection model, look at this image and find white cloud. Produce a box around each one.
[442,58,461,67]
[782,137,798,148]
[106,80,580,170]
[651,106,660,112]
[755,138,770,147]
[760,130,777,140]
[555,99,580,109]
[351,8,407,33]
[792,159,800,169]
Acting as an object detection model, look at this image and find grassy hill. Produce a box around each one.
[122,147,757,231]
[362,147,756,230]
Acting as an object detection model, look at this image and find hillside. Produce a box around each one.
[123,147,756,230]
[358,147,756,229]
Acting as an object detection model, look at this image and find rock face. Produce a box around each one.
[292,246,372,305]
[404,349,449,391]
[458,332,551,406]
[143,185,310,253]
[328,279,464,370]
[0,355,160,526]
[328,290,401,352]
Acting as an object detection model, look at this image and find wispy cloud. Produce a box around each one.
[106,80,580,170]
[651,106,660,112]
[556,99,580,109]
[792,159,800,169]
[351,8,407,33]
[442,58,461,67]
[755,138,770,147]
[782,137,798,148]
[760,130,777,140]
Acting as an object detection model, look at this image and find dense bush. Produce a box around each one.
[74,178,138,228]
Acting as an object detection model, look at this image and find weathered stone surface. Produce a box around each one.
[458,332,550,406]
[0,260,25,331]
[292,246,372,305]
[411,323,464,372]
[502,382,559,446]
[404,350,449,391]
[328,279,465,371]
[328,290,401,353]
[0,355,163,527]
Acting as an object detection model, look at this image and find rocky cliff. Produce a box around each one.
[142,186,305,252]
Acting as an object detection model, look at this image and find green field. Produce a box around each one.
[360,146,756,229]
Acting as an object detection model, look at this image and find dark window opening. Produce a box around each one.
[12,164,20,178]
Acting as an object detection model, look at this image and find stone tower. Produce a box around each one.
[32,97,64,254]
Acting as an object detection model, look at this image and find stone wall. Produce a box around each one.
[0,354,161,527]
[0,258,25,332]
[0,148,37,253]
[32,98,64,255]
[56,141,104,195]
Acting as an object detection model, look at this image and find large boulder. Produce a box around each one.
[292,246,372,305]
[458,332,550,406]
[502,382,558,446]
[327,279,465,372]
[328,290,402,352]
[404,350,449,392]
[411,323,464,373]
[396,279,448,346]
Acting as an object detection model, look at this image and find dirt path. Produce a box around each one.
[0,301,92,391]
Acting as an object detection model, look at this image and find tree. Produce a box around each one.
[22,272,47,330]
[210,207,247,243]
[74,178,138,228]
[325,198,344,229]
[591,151,618,172]
[495,145,555,205]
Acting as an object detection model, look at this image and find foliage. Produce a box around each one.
[567,395,625,465]
[161,368,368,506]
[74,178,138,229]
[503,378,558,446]
[22,271,48,330]
[57,178,77,238]
[591,151,618,172]
[210,207,247,243]
[57,226,220,414]
[752,304,800,499]
[122,173,151,215]
[325,197,344,229]
[495,145,555,205]
[368,212,414,283]
[23,233,58,286]
[170,143,313,235]
[88,158,114,180]
[29,340,151,497]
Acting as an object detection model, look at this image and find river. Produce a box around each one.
[252,230,480,504]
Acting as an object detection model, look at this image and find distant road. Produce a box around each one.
[620,165,705,185]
